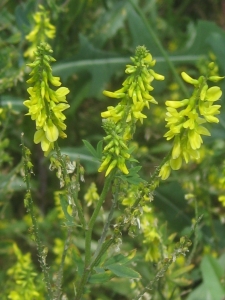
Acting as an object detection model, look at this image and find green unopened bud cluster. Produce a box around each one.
[99,46,164,176]
[24,5,55,59]
[159,64,224,180]
[98,120,130,176]
[24,43,70,156]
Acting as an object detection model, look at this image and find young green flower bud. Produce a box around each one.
[181,72,199,86]
[208,75,225,82]
[105,159,117,176]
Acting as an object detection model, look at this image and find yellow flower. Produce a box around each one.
[99,46,164,176]
[24,43,70,155]
[159,66,223,180]
[24,5,56,59]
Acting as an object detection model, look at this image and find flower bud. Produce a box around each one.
[181,72,199,86]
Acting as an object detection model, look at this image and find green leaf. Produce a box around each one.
[82,139,98,159]
[106,264,141,279]
[88,271,114,284]
[96,140,103,159]
[200,255,225,300]
[170,264,195,279]
[104,250,136,267]
[90,1,128,48]
[59,194,74,225]
[187,255,225,300]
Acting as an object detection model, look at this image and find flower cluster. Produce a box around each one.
[98,120,130,176]
[99,46,164,176]
[159,64,224,180]
[24,5,55,59]
[84,182,100,207]
[24,43,70,156]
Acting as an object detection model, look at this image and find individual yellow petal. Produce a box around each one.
[159,162,171,180]
[172,136,181,159]
[33,129,44,144]
[45,120,59,142]
[205,86,222,101]
[170,157,182,170]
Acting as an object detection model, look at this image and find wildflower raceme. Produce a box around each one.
[24,5,55,59]
[159,63,224,180]
[24,43,70,155]
[99,46,164,176]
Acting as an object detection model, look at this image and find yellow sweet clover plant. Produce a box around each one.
[99,46,164,177]
[24,5,56,59]
[24,42,70,156]
[159,63,224,180]
[6,243,43,300]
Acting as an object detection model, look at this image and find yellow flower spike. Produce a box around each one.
[205,86,222,101]
[25,6,56,59]
[181,72,199,86]
[105,159,117,176]
[24,43,70,155]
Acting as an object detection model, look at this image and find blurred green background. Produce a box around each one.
[1,0,225,299]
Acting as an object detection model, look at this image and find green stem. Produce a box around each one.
[55,142,86,228]
[21,134,53,300]
[91,179,119,264]
[91,238,114,268]
[75,170,115,300]
[53,228,72,300]
[128,0,189,98]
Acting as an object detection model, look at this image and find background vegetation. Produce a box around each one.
[1,0,225,299]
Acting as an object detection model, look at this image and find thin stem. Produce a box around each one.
[91,179,119,264]
[75,170,115,300]
[53,228,72,300]
[91,238,114,268]
[128,0,189,98]
[55,142,86,228]
[85,170,116,267]
[21,134,53,300]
